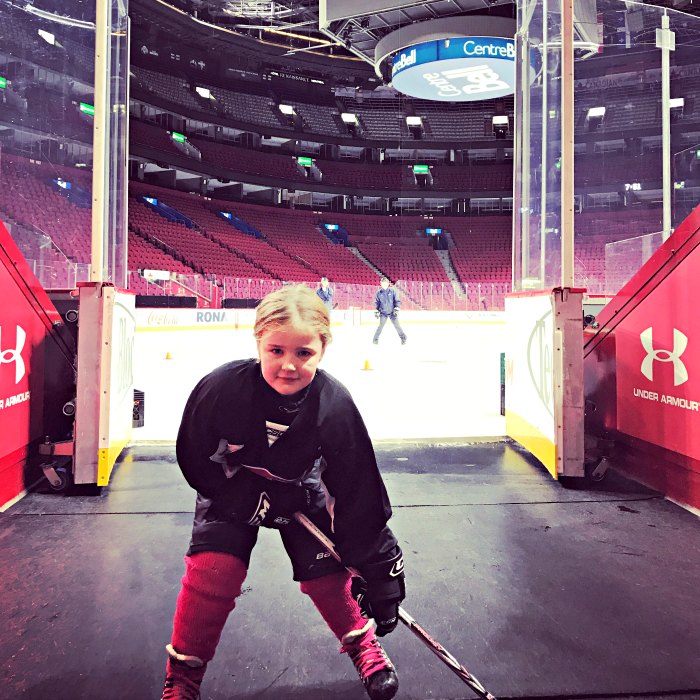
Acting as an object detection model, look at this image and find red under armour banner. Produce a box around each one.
[0,220,62,508]
[584,205,700,511]
[616,248,700,461]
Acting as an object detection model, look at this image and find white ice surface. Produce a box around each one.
[132,315,506,442]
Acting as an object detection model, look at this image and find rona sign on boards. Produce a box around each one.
[391,37,532,102]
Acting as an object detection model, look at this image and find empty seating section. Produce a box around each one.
[129,191,270,281]
[6,221,65,265]
[574,153,662,187]
[447,217,512,284]
[5,17,700,151]
[208,86,288,130]
[145,189,318,282]
[0,153,675,308]
[228,203,377,285]
[442,209,660,304]
[131,66,211,113]
[130,121,518,192]
[572,78,700,134]
[290,102,343,137]
[331,213,425,240]
[356,108,407,140]
[357,241,449,283]
[0,12,66,69]
[0,154,92,262]
[0,13,94,82]
[0,154,192,289]
[319,161,415,190]
[432,163,513,191]
[191,139,302,180]
[4,220,83,288]
[6,15,693,313]
[572,209,664,292]
[127,229,195,277]
[20,85,92,141]
[130,120,197,159]
[339,99,410,140]
[322,212,449,283]
[579,84,658,133]
[124,68,699,144]
[675,77,700,121]
[62,37,94,76]
[430,216,512,309]
[127,271,166,296]
[413,99,510,140]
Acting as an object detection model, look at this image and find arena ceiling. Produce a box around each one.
[30,0,697,87]
[127,0,700,84]
[156,0,515,65]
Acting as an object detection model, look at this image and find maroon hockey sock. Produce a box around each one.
[300,571,369,641]
[171,551,247,662]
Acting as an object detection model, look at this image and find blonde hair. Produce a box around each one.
[254,284,332,348]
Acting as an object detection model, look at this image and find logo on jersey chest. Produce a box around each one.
[266,420,289,447]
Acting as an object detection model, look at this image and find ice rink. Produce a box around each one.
[132,310,507,442]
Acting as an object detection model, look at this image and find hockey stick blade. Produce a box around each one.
[294,512,497,700]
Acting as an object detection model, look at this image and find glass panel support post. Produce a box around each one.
[656,13,675,241]
[560,0,575,287]
[91,0,109,282]
[539,0,549,285]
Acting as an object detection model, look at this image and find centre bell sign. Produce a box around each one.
[391,36,531,102]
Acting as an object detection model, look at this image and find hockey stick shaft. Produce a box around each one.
[294,512,497,700]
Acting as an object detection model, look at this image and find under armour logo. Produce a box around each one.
[640,327,689,386]
[247,492,271,526]
[0,325,26,384]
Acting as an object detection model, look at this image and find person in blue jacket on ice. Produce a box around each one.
[373,277,407,345]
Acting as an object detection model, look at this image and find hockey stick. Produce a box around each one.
[294,512,497,700]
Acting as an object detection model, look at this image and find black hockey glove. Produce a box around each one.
[374,311,381,319]
[220,470,311,529]
[243,483,311,528]
[351,548,405,636]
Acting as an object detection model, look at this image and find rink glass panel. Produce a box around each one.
[0,0,129,289]
[513,0,700,294]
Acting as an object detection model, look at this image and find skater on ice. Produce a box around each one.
[373,277,407,345]
[316,276,334,312]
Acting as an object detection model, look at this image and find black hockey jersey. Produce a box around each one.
[176,359,398,569]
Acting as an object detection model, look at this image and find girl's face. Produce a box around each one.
[257,322,325,395]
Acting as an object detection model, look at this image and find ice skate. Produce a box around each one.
[161,644,207,700]
[341,623,399,700]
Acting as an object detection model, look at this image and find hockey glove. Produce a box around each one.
[391,309,399,318]
[374,311,380,319]
[220,470,311,529]
[243,483,311,528]
[351,548,406,636]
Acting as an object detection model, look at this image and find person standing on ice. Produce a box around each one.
[161,285,405,700]
[316,276,334,312]
[373,276,407,345]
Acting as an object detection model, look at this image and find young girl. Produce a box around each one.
[162,285,406,700]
